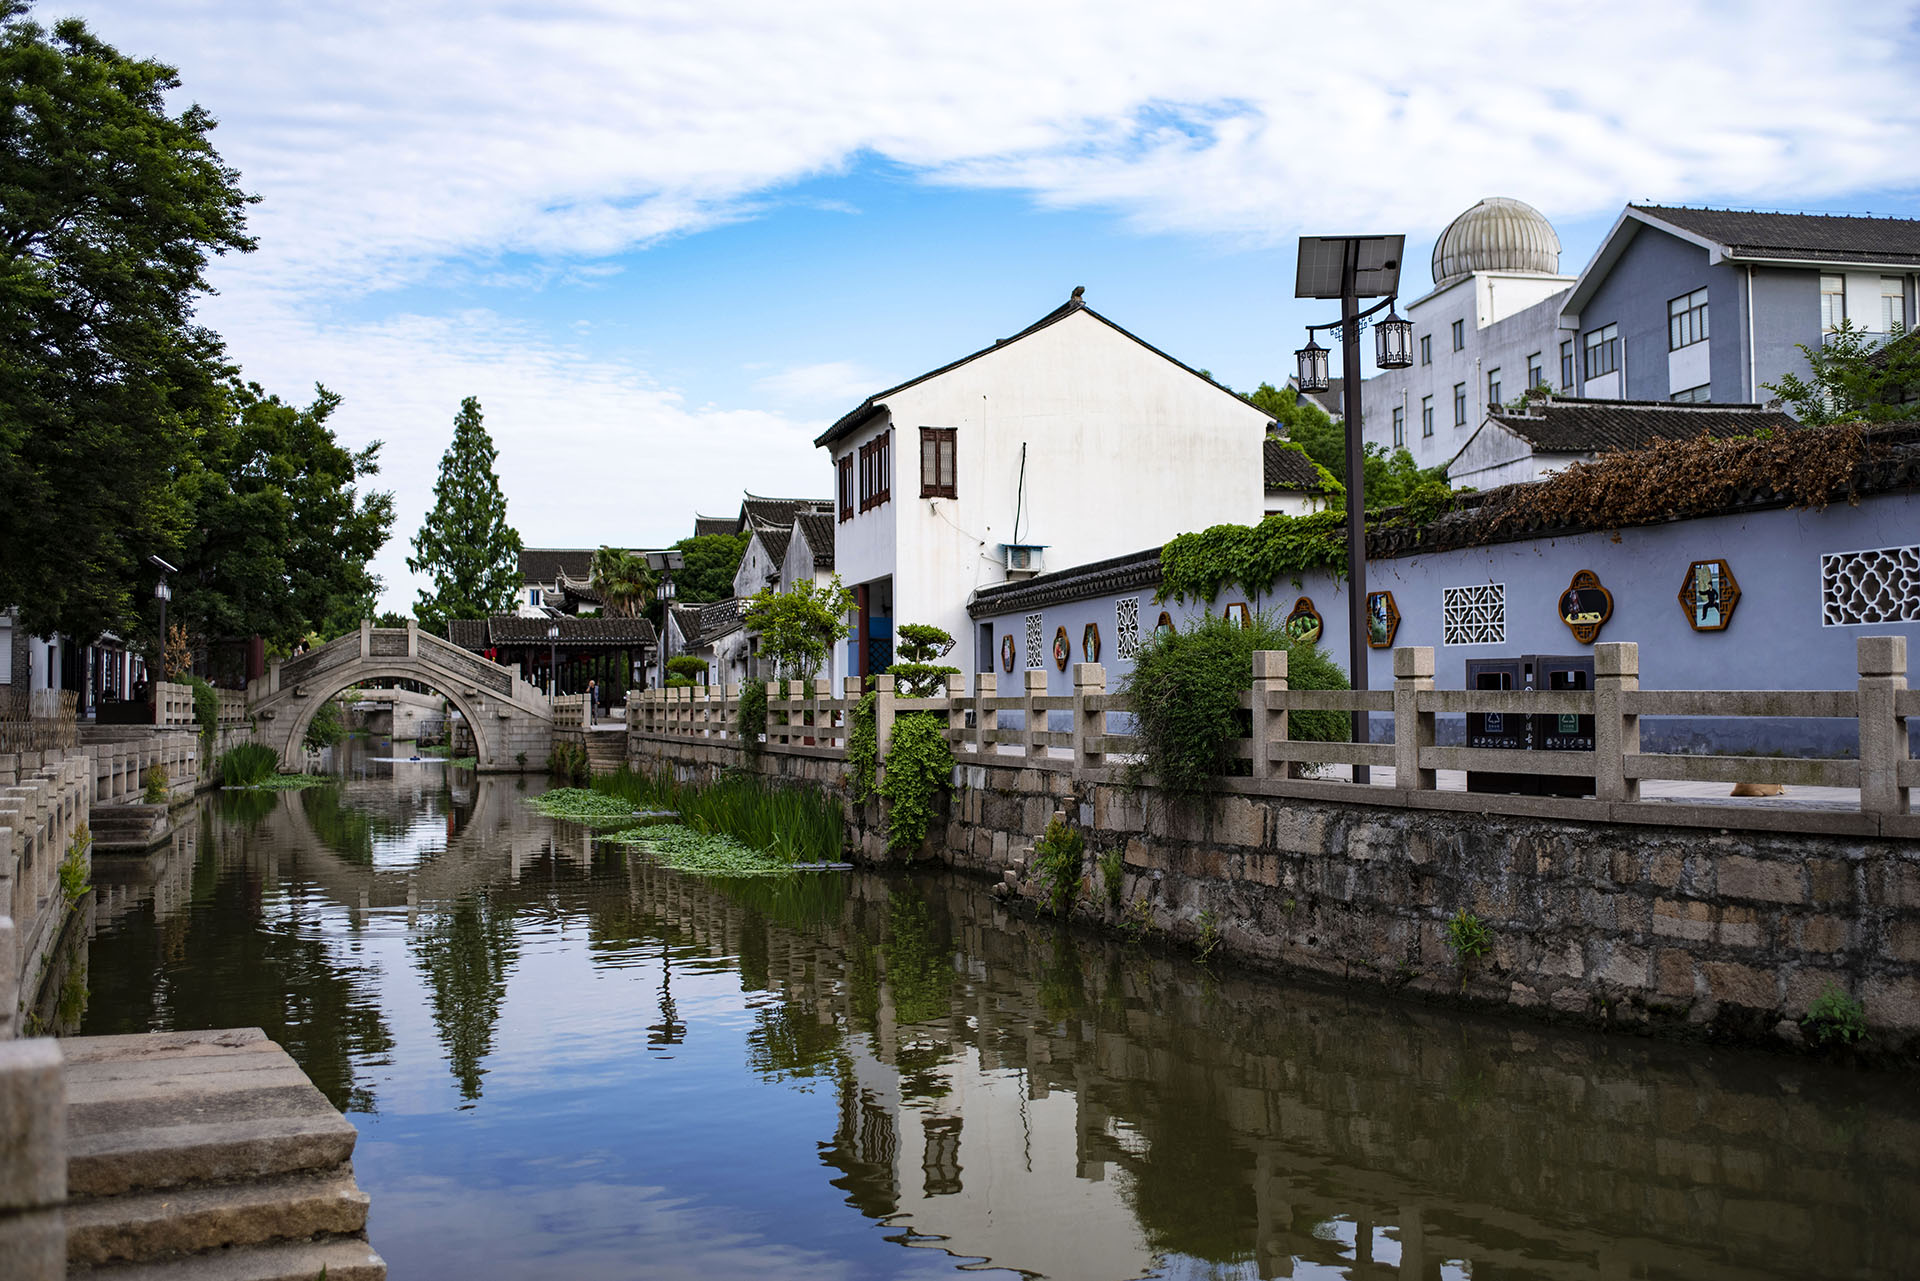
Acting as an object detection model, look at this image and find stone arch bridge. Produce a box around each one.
[247,622,555,771]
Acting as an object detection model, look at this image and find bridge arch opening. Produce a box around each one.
[277,667,498,772]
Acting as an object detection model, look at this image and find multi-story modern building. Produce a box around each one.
[1352,200,1920,473]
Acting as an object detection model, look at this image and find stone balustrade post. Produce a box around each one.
[974,673,997,759]
[406,619,419,658]
[813,678,832,749]
[725,684,741,742]
[1073,664,1106,773]
[788,680,806,747]
[872,675,897,769]
[1859,635,1909,817]
[1250,650,1289,781]
[1024,669,1048,763]
[944,674,967,758]
[0,1037,66,1280]
[1393,647,1435,791]
[359,618,372,658]
[1594,641,1640,803]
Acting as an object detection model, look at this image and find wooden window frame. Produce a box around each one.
[837,454,854,522]
[858,429,892,512]
[919,427,957,499]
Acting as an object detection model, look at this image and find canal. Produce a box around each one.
[76,742,1920,1279]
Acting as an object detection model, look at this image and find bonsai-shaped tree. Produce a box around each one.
[888,623,960,697]
[664,656,709,688]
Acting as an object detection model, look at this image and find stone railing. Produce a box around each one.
[73,731,199,806]
[0,751,89,1039]
[153,681,195,729]
[630,637,1916,838]
[550,694,591,730]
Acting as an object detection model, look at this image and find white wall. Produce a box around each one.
[732,534,782,599]
[829,308,1270,673]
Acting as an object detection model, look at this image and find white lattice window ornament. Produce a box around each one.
[1115,598,1141,660]
[1443,583,1507,645]
[1822,546,1920,626]
[1025,613,1044,668]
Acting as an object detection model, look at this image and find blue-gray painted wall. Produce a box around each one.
[973,490,1920,752]
[1749,266,1821,402]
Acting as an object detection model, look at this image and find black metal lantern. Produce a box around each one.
[1374,304,1413,370]
[1294,335,1330,393]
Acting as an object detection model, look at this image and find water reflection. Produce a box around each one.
[78,746,1920,1281]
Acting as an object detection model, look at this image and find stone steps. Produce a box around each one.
[59,1028,384,1278]
[585,730,627,774]
[87,805,171,854]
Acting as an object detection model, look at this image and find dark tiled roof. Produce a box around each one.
[518,548,595,585]
[741,495,831,532]
[1264,438,1332,491]
[754,526,791,566]
[1484,398,1797,453]
[793,512,835,568]
[968,548,1164,618]
[693,514,736,538]
[670,598,744,649]
[815,292,1256,448]
[1634,206,1920,266]
[447,619,489,652]
[483,615,656,646]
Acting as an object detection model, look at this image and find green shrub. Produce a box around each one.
[878,712,952,855]
[1195,910,1222,964]
[737,681,768,759]
[304,699,345,749]
[887,622,960,697]
[547,740,590,785]
[59,824,91,904]
[845,693,877,803]
[666,656,711,684]
[1101,845,1125,911]
[142,764,169,804]
[1032,817,1085,916]
[1119,611,1347,797]
[183,674,219,743]
[1803,982,1868,1047]
[1445,908,1492,989]
[217,742,280,787]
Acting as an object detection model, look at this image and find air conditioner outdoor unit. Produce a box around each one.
[1002,544,1047,577]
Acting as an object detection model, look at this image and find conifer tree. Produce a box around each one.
[407,397,523,629]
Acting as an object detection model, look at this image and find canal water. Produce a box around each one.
[77,740,1920,1279]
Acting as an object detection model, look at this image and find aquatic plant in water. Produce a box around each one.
[603,824,798,877]
[528,787,647,822]
[589,767,844,865]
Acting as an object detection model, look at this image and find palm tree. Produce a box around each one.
[590,547,655,618]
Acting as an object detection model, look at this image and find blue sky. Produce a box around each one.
[65,0,1920,611]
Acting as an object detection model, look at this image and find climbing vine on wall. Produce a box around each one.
[845,693,878,804]
[879,713,953,855]
[1157,510,1348,605]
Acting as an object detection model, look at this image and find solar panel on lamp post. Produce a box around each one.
[1294,235,1406,785]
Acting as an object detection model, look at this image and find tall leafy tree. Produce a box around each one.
[0,2,256,641]
[742,576,852,680]
[176,381,394,650]
[407,397,522,629]
[670,532,749,602]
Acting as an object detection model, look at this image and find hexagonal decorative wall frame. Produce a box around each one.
[1679,559,1740,632]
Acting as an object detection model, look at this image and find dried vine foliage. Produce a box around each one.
[1481,423,1872,536]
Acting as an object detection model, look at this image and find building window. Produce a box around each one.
[919,427,957,499]
[1560,340,1574,390]
[1451,319,1464,351]
[1883,277,1908,334]
[976,623,995,673]
[837,454,854,522]
[1421,396,1433,437]
[529,588,542,606]
[1452,382,1467,427]
[1821,275,1846,332]
[1822,545,1920,625]
[1486,368,1502,410]
[1024,613,1044,668]
[1668,287,1709,350]
[1391,405,1405,448]
[1419,334,1431,366]
[1583,323,1619,379]
[1527,351,1543,391]
[1115,597,1141,660]
[858,430,891,512]
[1671,384,1711,403]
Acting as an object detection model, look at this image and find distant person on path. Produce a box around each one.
[586,679,599,722]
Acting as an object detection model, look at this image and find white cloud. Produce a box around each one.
[66,0,1920,610]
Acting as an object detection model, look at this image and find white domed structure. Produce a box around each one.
[1431,197,1561,289]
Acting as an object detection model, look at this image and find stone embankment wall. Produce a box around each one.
[629,729,1920,1056]
[71,729,201,804]
[0,753,90,1039]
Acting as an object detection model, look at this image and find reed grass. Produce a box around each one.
[592,767,845,865]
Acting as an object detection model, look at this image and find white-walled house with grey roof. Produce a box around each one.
[815,290,1272,681]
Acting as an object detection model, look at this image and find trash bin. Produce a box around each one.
[1464,655,1596,797]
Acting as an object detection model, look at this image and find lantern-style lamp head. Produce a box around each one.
[547,623,559,641]
[1294,335,1330,394]
[1374,304,1413,370]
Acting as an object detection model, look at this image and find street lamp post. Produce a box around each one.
[148,555,178,685]
[644,550,684,689]
[1293,235,1412,784]
[547,622,560,696]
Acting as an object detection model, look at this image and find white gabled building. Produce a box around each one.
[815,289,1272,680]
